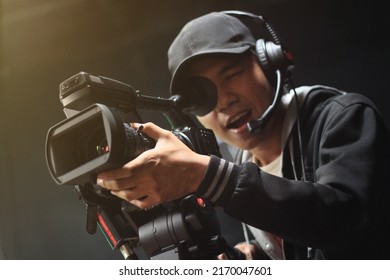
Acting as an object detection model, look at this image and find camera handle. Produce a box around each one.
[75,183,140,260]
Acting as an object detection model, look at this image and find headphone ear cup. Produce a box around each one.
[255,39,273,79]
[256,39,293,81]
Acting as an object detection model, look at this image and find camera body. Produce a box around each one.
[46,102,220,186]
[45,72,225,259]
[46,72,221,186]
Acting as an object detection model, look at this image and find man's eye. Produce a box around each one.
[226,69,244,80]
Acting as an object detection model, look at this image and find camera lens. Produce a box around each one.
[77,125,108,164]
[123,124,156,159]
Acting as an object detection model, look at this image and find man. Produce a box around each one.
[97,11,390,259]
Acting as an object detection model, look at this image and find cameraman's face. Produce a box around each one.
[188,53,274,150]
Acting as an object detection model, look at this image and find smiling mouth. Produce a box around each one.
[227,111,251,129]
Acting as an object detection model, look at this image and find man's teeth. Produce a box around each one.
[227,111,251,129]
[229,111,248,125]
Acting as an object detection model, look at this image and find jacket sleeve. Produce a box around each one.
[195,93,390,249]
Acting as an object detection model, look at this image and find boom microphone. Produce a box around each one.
[247,69,284,134]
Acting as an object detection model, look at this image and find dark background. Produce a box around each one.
[0,0,389,259]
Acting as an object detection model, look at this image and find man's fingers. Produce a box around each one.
[132,122,171,141]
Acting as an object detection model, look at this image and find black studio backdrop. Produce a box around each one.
[0,0,388,259]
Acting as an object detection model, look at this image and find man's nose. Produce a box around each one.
[216,87,238,113]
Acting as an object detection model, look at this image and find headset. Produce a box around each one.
[221,10,295,134]
[222,11,307,182]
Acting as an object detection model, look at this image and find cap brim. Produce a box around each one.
[170,45,252,95]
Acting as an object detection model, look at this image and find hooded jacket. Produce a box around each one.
[196,85,390,259]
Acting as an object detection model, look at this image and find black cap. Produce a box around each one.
[168,12,256,95]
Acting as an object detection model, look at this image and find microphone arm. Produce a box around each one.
[247,69,284,134]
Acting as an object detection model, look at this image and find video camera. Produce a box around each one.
[45,72,239,259]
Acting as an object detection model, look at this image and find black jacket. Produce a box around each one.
[196,86,390,259]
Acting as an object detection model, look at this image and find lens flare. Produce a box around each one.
[96,142,109,156]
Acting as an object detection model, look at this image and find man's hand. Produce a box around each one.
[218,242,266,260]
[97,122,210,209]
